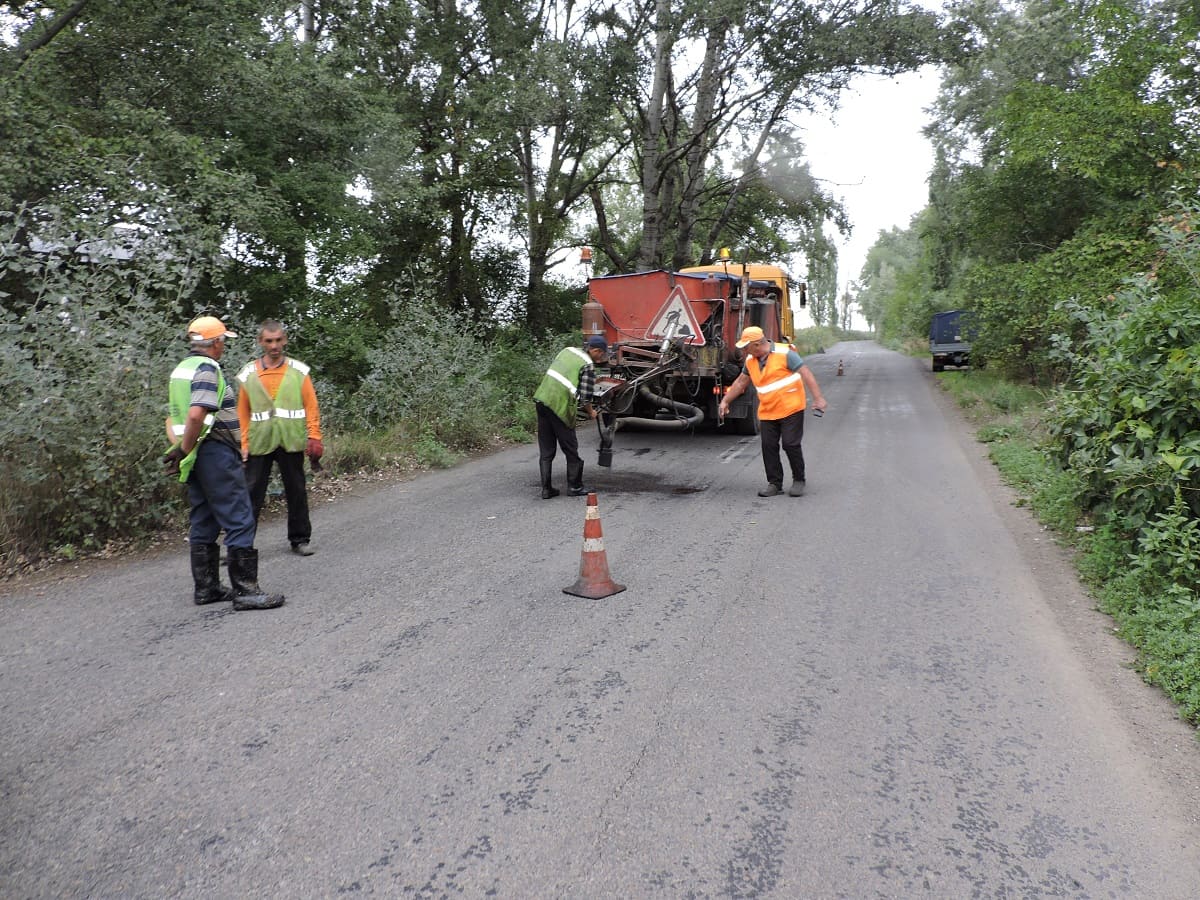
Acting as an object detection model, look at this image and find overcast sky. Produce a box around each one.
[797,65,942,326]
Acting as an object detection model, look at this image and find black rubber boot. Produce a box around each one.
[228,547,285,611]
[190,543,234,605]
[540,460,559,499]
[567,459,589,496]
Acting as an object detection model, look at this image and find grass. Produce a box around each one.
[933,368,1200,727]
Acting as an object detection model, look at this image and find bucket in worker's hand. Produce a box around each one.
[598,447,613,467]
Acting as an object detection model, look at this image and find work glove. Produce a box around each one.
[163,445,186,478]
[306,438,324,473]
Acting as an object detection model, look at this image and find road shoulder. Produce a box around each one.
[926,362,1200,822]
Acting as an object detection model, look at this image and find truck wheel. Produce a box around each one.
[932,362,944,372]
[735,415,759,436]
[734,403,760,435]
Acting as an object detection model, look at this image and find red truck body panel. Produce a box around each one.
[585,269,781,349]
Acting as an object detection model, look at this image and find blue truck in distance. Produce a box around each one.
[930,310,973,371]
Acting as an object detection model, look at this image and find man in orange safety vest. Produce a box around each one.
[717,325,827,497]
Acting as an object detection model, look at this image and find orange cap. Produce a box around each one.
[187,316,238,341]
[735,326,765,348]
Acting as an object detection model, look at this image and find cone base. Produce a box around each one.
[563,580,626,599]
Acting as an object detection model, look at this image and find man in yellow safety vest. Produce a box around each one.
[532,335,608,499]
[237,320,324,556]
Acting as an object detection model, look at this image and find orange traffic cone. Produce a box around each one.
[563,493,626,599]
[836,359,844,376]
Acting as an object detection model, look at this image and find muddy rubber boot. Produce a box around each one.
[228,547,285,611]
[540,460,559,499]
[567,459,589,496]
[190,543,234,605]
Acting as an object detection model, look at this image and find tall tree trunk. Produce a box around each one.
[635,0,673,272]
[301,0,314,42]
[670,17,728,271]
[516,124,546,329]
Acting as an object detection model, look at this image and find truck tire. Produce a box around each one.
[735,414,759,436]
[734,395,760,435]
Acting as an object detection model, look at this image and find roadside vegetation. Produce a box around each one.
[936,360,1200,727]
[857,0,1199,726]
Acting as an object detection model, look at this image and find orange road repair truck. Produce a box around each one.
[583,262,805,465]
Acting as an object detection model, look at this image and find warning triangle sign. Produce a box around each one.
[646,285,706,346]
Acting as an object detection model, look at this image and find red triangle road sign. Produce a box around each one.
[646,285,706,346]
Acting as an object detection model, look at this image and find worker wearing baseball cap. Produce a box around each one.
[532,335,608,498]
[718,325,827,497]
[163,315,285,610]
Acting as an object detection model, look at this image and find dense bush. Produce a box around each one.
[0,205,211,568]
[1042,198,1200,721]
[960,213,1157,384]
[0,208,564,574]
[1046,200,1200,531]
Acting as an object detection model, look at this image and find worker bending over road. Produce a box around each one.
[532,335,608,499]
[718,325,827,498]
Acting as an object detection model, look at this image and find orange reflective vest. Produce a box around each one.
[746,345,806,420]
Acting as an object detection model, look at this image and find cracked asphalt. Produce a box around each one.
[3,341,1199,898]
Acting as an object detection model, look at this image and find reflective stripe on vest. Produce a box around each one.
[170,414,213,437]
[237,359,309,454]
[547,368,579,396]
[747,348,806,420]
[167,356,227,483]
[755,371,803,394]
[533,346,591,424]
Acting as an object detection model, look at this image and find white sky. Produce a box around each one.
[796,65,942,326]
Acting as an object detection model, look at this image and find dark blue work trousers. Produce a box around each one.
[187,439,257,548]
[759,409,806,487]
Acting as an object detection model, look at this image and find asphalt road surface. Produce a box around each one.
[3,341,1200,898]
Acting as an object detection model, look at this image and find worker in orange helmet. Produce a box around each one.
[717,325,827,497]
[163,316,285,610]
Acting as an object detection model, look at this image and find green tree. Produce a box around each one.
[908,0,1197,380]
[602,0,943,275]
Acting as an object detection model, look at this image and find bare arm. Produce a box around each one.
[717,373,752,415]
[800,365,827,412]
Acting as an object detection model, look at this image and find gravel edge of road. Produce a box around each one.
[925,361,1200,822]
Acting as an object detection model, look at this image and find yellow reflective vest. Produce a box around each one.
[236,359,310,455]
[167,356,226,483]
[533,347,591,425]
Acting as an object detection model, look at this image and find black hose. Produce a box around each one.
[614,385,704,430]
